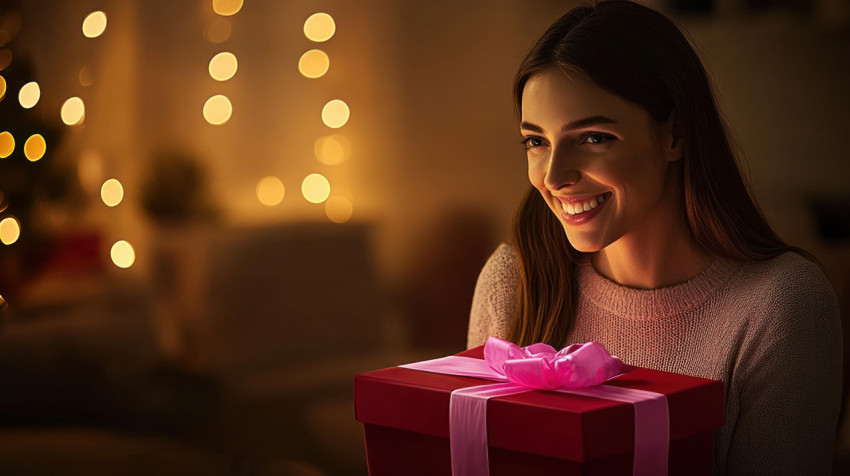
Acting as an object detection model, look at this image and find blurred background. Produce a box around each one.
[0,0,848,474]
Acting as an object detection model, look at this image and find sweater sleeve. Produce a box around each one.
[467,243,521,349]
[723,257,842,475]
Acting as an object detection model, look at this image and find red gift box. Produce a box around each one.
[355,345,724,475]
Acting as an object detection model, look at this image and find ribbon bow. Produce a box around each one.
[483,338,624,389]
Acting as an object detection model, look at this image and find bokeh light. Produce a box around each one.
[301,173,331,204]
[304,13,335,42]
[0,216,20,245]
[18,81,39,108]
[314,134,350,165]
[61,97,86,125]
[256,176,285,206]
[82,11,107,38]
[0,131,14,158]
[203,94,232,125]
[325,195,353,223]
[23,134,46,161]
[213,0,243,16]
[204,18,232,43]
[100,178,124,207]
[0,49,12,71]
[79,65,94,86]
[111,240,135,268]
[78,150,103,192]
[0,75,6,101]
[209,52,238,81]
[298,49,330,78]
[321,99,350,129]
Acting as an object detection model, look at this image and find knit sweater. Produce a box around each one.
[467,243,842,475]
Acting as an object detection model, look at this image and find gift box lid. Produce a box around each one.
[355,345,724,462]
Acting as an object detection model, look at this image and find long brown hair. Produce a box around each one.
[508,0,810,347]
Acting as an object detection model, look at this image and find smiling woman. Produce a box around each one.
[467,1,841,474]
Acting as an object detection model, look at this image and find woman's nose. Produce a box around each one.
[544,149,581,190]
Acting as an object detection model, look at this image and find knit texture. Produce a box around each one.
[468,243,842,475]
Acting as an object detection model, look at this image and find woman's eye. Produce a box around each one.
[521,136,545,150]
[580,133,616,146]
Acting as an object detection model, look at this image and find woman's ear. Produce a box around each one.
[662,112,684,162]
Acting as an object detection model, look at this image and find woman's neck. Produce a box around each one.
[590,181,711,290]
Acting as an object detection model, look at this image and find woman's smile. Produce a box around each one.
[554,192,611,225]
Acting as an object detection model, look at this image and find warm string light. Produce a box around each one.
[110,240,135,268]
[18,81,39,108]
[209,51,238,81]
[213,0,243,16]
[304,13,335,42]
[256,176,285,206]
[0,75,6,101]
[203,94,232,125]
[0,131,13,158]
[100,179,124,207]
[23,134,46,161]
[0,217,21,245]
[301,173,331,204]
[61,97,85,125]
[321,99,350,129]
[298,49,329,78]
[82,11,107,38]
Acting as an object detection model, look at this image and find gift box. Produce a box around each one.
[354,345,724,475]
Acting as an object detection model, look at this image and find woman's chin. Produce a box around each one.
[563,231,606,253]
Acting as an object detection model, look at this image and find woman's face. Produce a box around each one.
[520,68,682,253]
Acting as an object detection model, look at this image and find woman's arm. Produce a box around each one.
[724,260,842,474]
[467,243,520,349]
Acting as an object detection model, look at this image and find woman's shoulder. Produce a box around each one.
[475,243,521,297]
[730,251,839,336]
[739,251,836,302]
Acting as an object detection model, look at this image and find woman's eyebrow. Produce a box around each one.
[520,115,617,133]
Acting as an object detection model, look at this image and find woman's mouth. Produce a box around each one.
[557,192,611,225]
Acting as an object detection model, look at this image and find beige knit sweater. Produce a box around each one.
[467,243,842,475]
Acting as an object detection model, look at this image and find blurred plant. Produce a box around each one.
[139,149,218,225]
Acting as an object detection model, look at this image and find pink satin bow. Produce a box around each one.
[483,337,625,390]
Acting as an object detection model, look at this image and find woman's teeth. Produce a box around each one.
[561,193,606,215]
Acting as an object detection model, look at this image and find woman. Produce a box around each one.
[467,1,842,474]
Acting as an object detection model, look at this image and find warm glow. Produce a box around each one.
[209,52,238,81]
[213,0,243,16]
[111,240,135,268]
[0,75,6,101]
[82,11,107,38]
[23,134,46,162]
[0,131,14,158]
[314,134,350,165]
[304,13,335,42]
[100,179,124,207]
[78,150,103,192]
[256,176,285,206]
[298,49,329,78]
[301,173,331,204]
[203,94,232,125]
[325,195,353,223]
[0,49,10,71]
[0,217,20,245]
[61,97,86,125]
[18,81,39,108]
[204,18,232,43]
[321,99,350,129]
[79,65,94,86]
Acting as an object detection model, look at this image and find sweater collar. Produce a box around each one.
[577,254,741,319]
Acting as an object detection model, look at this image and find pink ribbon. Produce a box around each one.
[400,337,669,476]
